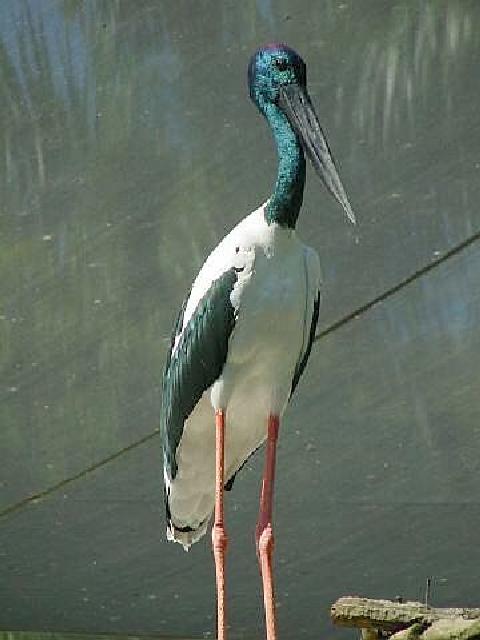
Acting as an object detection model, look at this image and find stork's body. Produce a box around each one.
[164,205,320,547]
[161,44,354,640]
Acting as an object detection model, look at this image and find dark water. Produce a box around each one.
[1,1,479,638]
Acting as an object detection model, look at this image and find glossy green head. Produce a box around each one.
[248,44,307,110]
[248,44,355,229]
[249,45,307,228]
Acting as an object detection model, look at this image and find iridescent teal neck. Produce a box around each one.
[264,103,306,229]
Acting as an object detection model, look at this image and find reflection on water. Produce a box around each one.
[347,3,476,143]
[1,1,480,638]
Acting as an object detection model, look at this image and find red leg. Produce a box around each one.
[212,409,228,640]
[255,414,280,640]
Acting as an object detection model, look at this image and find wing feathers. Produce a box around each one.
[161,268,238,480]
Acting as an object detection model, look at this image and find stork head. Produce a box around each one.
[248,43,306,107]
[248,44,355,224]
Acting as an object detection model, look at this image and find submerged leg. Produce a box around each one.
[255,414,280,640]
[212,408,228,640]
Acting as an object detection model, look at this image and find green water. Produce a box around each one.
[1,1,479,639]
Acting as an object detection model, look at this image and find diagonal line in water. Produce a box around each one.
[0,430,159,519]
[314,228,480,342]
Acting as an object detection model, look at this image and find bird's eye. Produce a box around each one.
[274,58,288,72]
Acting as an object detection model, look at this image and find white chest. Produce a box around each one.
[212,231,308,412]
[235,242,306,357]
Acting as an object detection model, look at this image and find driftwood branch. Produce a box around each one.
[331,596,480,640]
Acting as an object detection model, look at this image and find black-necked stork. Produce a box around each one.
[161,44,355,640]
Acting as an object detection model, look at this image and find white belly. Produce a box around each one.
[169,240,308,537]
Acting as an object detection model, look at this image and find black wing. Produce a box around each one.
[161,268,238,480]
[290,291,321,398]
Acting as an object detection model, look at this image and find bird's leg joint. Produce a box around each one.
[212,523,228,554]
[258,523,274,558]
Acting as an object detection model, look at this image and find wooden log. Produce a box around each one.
[390,619,480,640]
[331,596,480,640]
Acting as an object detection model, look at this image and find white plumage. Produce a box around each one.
[165,201,320,548]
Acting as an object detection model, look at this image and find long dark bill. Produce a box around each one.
[279,83,355,224]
